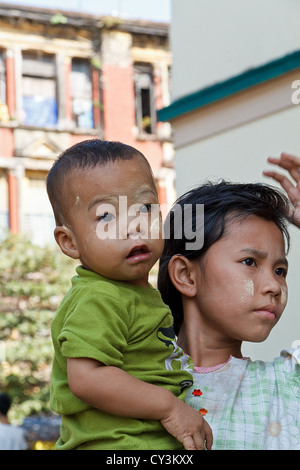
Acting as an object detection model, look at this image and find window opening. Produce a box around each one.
[22,52,58,127]
[70,58,94,129]
[134,63,156,135]
[0,51,6,104]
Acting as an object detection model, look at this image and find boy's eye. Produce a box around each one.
[275,267,287,278]
[139,204,152,214]
[98,212,115,222]
[242,258,256,267]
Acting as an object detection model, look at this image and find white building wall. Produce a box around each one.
[171,0,300,99]
[174,106,300,196]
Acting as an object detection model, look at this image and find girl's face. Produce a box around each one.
[192,215,288,344]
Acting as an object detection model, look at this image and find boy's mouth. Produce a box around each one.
[126,244,151,262]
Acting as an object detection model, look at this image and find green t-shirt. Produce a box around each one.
[51,266,193,450]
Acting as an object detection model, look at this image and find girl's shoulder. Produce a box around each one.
[247,349,300,374]
[192,350,299,389]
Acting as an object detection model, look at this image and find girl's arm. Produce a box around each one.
[263,152,300,228]
[67,357,213,450]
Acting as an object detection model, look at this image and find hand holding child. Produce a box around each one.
[263,152,300,228]
[160,396,213,450]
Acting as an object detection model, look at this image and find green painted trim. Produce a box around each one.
[157,49,300,121]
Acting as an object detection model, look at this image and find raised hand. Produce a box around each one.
[263,152,300,228]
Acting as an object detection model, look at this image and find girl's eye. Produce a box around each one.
[98,212,115,222]
[275,267,287,278]
[139,204,152,214]
[242,258,256,267]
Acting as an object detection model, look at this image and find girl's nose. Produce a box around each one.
[260,270,282,297]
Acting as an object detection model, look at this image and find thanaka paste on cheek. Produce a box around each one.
[280,285,288,306]
[240,278,254,302]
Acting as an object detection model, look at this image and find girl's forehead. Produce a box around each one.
[220,214,286,251]
[224,213,281,233]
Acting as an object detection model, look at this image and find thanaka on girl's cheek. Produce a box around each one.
[239,279,254,303]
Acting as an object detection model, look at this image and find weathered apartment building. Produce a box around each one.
[0,3,173,244]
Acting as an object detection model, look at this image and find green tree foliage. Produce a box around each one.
[0,233,75,423]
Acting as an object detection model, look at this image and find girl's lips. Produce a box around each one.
[253,305,276,320]
[254,310,276,320]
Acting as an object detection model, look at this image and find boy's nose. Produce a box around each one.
[118,214,144,239]
[127,221,142,239]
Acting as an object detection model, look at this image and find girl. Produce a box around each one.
[158,153,300,450]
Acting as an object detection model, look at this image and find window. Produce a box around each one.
[22,52,58,127]
[70,59,94,129]
[22,174,56,246]
[0,51,9,123]
[0,51,6,104]
[0,170,8,233]
[134,63,156,135]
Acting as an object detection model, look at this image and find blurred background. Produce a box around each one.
[0,0,299,448]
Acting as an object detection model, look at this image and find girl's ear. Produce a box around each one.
[54,226,80,260]
[168,255,198,298]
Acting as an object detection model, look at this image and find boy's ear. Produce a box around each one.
[168,255,198,298]
[54,226,80,260]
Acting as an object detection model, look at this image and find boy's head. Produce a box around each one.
[47,139,151,226]
[47,139,164,287]
[158,181,291,335]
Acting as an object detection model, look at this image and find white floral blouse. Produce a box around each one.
[186,349,300,450]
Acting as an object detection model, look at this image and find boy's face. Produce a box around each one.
[56,156,164,287]
[192,215,288,343]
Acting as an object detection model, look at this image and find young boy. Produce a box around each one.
[46,139,212,450]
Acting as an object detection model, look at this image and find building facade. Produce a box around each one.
[158,0,300,360]
[0,3,174,245]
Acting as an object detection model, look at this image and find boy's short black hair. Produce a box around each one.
[0,393,11,416]
[46,139,151,225]
[158,181,291,335]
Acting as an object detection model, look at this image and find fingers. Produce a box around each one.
[280,152,300,169]
[265,153,300,186]
[203,420,213,450]
[160,399,213,451]
[182,434,205,451]
[182,434,202,451]
[267,153,300,173]
[263,152,300,228]
[182,422,213,451]
[264,153,300,202]
[263,170,299,203]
